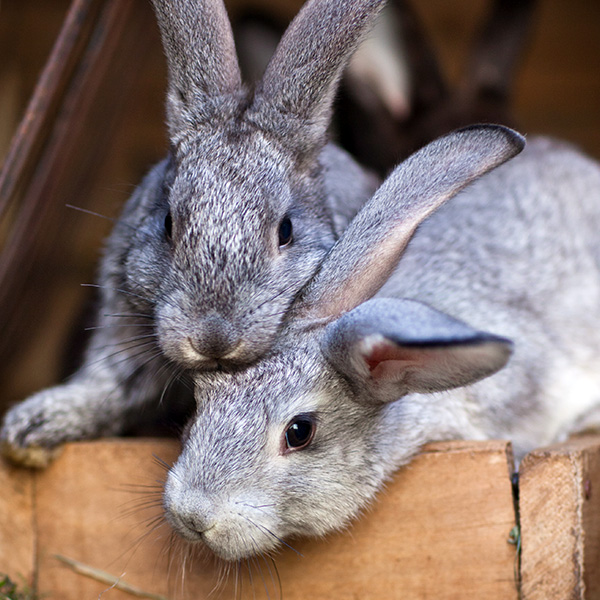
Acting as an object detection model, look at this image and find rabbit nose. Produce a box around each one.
[191,315,240,359]
[179,511,215,536]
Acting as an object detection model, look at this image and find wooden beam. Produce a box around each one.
[0,0,158,380]
[0,459,35,586]
[519,435,600,600]
[1,438,518,599]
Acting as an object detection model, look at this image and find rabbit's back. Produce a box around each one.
[380,137,600,455]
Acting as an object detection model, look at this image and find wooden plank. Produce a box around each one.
[0,0,158,387]
[34,439,181,600]
[29,438,517,600]
[0,459,35,585]
[0,0,104,217]
[519,435,600,600]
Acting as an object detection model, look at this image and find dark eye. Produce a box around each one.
[278,217,293,247]
[284,414,316,452]
[164,211,173,241]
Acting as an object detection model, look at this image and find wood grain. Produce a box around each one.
[1,438,518,599]
[0,458,35,585]
[519,435,600,600]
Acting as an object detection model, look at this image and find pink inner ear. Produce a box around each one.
[364,340,417,377]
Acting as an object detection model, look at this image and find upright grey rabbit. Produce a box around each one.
[160,127,600,562]
[0,0,385,466]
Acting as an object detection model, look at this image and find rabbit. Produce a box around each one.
[233,0,537,176]
[159,124,534,561]
[337,0,538,173]
[162,125,600,562]
[0,0,385,467]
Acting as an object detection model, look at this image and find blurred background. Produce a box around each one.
[1,0,599,415]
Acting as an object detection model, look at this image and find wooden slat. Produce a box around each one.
[519,435,600,600]
[0,0,103,217]
[0,0,157,379]
[27,439,518,600]
[0,458,34,584]
[0,0,131,316]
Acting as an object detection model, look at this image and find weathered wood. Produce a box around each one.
[0,0,160,387]
[0,459,34,584]
[519,435,600,600]
[34,440,179,600]
[5,438,518,599]
[0,0,103,218]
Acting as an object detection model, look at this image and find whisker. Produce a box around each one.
[82,283,153,304]
[85,340,158,368]
[253,285,291,312]
[66,204,132,229]
[84,323,157,331]
[119,482,165,493]
[158,367,183,407]
[236,502,277,511]
[66,204,158,241]
[92,333,158,353]
[252,553,270,600]
[245,517,303,558]
[153,454,174,473]
[234,560,241,600]
[117,345,164,368]
[269,556,283,600]
[103,312,154,320]
[209,554,230,599]
[246,557,256,600]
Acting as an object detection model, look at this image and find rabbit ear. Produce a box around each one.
[247,0,386,154]
[151,0,242,134]
[321,298,512,403]
[295,125,525,320]
[459,0,537,121]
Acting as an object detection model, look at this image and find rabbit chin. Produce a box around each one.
[189,522,280,562]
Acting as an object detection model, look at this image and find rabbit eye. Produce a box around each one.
[278,217,293,247]
[283,414,315,452]
[164,211,173,241]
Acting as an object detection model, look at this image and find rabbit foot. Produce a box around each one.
[1,439,63,469]
[0,384,101,468]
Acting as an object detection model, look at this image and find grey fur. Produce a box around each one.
[0,0,382,465]
[163,125,542,561]
[164,130,600,561]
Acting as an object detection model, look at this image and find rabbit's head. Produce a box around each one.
[163,125,524,559]
[111,0,386,370]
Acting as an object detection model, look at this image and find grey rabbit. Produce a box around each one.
[162,125,600,562]
[0,0,384,466]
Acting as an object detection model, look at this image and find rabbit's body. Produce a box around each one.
[161,128,600,562]
[380,136,600,456]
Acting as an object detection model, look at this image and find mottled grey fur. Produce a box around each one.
[0,0,383,464]
[163,125,548,560]
[164,128,600,561]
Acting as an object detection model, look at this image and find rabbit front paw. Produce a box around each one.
[0,385,91,468]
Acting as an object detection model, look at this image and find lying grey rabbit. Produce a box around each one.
[0,0,384,466]
[166,127,600,562]
[163,124,544,560]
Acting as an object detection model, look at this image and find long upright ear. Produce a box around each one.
[321,298,513,404]
[246,0,386,154]
[295,124,525,320]
[460,0,537,120]
[151,0,242,136]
